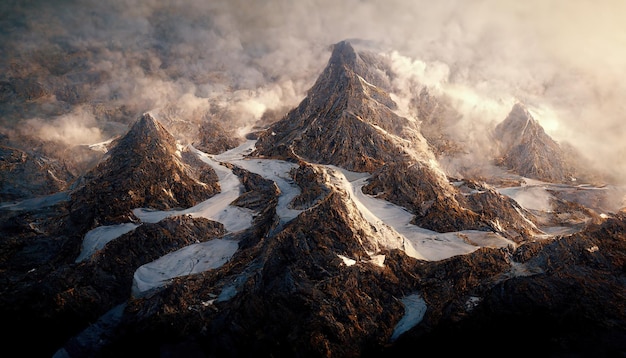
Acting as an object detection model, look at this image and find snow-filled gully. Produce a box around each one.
[72,139,529,339]
[323,165,515,262]
[78,139,523,297]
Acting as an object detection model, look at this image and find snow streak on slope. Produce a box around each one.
[325,166,515,261]
[132,146,254,232]
[0,191,69,211]
[214,140,303,225]
[132,238,239,297]
[130,140,303,295]
[390,294,427,342]
[76,223,140,263]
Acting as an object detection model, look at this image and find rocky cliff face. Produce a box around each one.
[494,103,575,183]
[253,41,431,172]
[69,113,220,228]
[363,162,539,240]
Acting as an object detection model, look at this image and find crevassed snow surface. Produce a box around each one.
[326,166,513,261]
[76,223,140,262]
[132,238,239,297]
[391,294,427,341]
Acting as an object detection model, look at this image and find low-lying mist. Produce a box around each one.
[1,0,624,184]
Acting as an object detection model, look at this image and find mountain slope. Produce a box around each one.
[494,103,575,183]
[1,40,624,358]
[253,41,433,173]
[69,113,220,228]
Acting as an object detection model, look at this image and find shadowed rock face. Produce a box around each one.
[69,113,220,228]
[495,103,575,183]
[194,119,242,154]
[0,145,70,201]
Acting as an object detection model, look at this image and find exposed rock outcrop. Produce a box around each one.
[69,113,220,228]
[494,103,575,183]
[253,41,431,172]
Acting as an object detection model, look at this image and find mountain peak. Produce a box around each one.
[494,103,574,182]
[253,40,430,172]
[329,40,359,68]
[111,113,176,159]
[69,113,219,227]
[495,103,544,147]
[510,102,532,120]
[128,112,170,140]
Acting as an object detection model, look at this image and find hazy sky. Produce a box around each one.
[1,0,625,179]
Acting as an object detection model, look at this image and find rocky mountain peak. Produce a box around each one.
[317,40,394,103]
[495,103,542,145]
[494,102,574,183]
[68,114,220,228]
[253,40,432,172]
[111,112,176,158]
[328,40,359,68]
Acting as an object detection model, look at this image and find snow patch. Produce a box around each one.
[88,138,115,153]
[369,254,386,267]
[498,186,553,212]
[76,223,140,262]
[216,284,238,302]
[390,294,427,341]
[0,191,69,211]
[337,254,357,266]
[132,238,239,297]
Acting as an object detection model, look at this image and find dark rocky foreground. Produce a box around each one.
[65,199,626,358]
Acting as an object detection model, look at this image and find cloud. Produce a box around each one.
[1,0,624,181]
[23,107,103,146]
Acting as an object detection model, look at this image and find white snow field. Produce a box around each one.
[390,294,428,341]
[132,238,239,297]
[76,223,140,263]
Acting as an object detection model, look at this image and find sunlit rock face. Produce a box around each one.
[69,113,220,228]
[494,103,575,183]
[363,161,540,241]
[253,41,427,172]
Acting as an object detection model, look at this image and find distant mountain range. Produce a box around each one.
[0,40,624,358]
